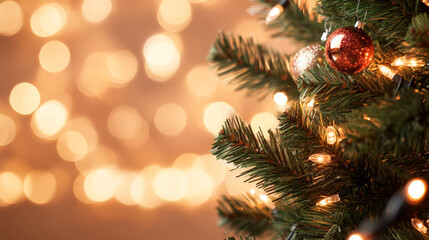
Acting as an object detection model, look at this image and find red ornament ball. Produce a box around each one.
[325,26,374,74]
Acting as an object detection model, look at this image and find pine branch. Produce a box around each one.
[207,32,299,99]
[225,237,256,240]
[342,89,429,157]
[253,0,324,43]
[218,195,273,237]
[317,0,418,47]
[211,117,310,199]
[402,13,429,58]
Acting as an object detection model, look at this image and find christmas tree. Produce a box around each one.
[207,0,429,239]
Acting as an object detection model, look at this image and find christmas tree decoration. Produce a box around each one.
[308,154,331,164]
[422,0,429,7]
[208,0,429,239]
[290,44,324,81]
[325,26,374,73]
[411,218,428,234]
[348,234,364,240]
[406,178,427,204]
[326,126,337,144]
[316,194,340,206]
[391,56,425,67]
[265,0,288,25]
[378,65,413,91]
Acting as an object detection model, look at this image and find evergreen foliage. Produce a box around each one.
[208,0,429,239]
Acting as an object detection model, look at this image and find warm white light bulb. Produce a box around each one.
[309,154,331,164]
[326,126,337,145]
[316,194,340,206]
[411,218,428,234]
[265,4,284,24]
[307,99,315,108]
[348,234,364,240]
[273,92,288,106]
[378,65,397,80]
[406,179,427,203]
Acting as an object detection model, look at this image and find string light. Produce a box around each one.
[307,98,315,108]
[405,178,427,204]
[379,65,397,80]
[378,65,412,90]
[411,218,428,234]
[326,126,337,145]
[273,92,288,106]
[391,56,425,67]
[316,194,340,206]
[265,0,288,24]
[308,154,331,164]
[348,233,364,240]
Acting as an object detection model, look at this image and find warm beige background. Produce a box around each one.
[0,0,302,239]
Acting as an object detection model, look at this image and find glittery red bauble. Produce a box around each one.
[325,26,374,74]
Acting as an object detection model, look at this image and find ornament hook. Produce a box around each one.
[355,0,368,29]
[321,16,333,42]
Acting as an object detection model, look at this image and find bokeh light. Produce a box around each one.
[115,171,139,206]
[186,65,218,97]
[64,117,98,154]
[0,1,23,36]
[203,102,235,135]
[107,50,139,87]
[77,52,112,97]
[107,106,147,141]
[0,172,23,206]
[0,115,16,146]
[250,112,278,138]
[143,34,181,82]
[32,100,69,138]
[193,154,226,186]
[153,168,188,202]
[184,168,214,206]
[407,179,427,203]
[173,153,200,170]
[225,168,257,196]
[136,165,163,208]
[56,131,88,162]
[31,3,67,37]
[84,168,116,202]
[23,171,57,205]
[39,40,71,73]
[9,82,41,115]
[157,0,192,32]
[74,145,117,175]
[154,103,187,136]
[82,0,112,23]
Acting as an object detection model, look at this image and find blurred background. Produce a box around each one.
[0,0,302,239]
